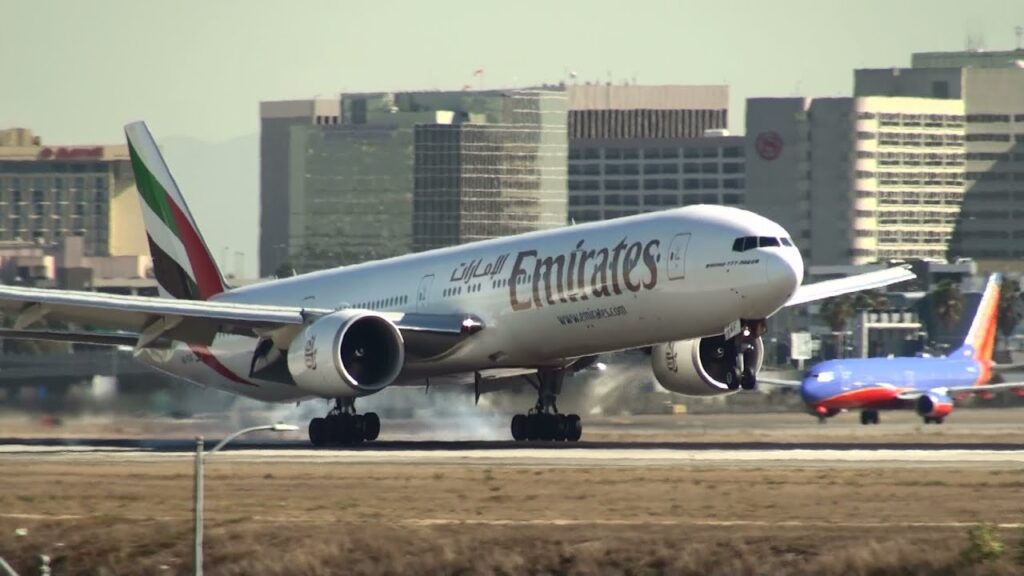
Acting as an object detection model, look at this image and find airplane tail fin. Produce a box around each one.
[125,122,228,300]
[949,273,1001,367]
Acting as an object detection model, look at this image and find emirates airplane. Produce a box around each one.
[0,122,913,445]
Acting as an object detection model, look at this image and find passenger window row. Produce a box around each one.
[355,295,408,309]
[731,236,794,252]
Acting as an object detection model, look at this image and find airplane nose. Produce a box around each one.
[799,379,819,404]
[762,250,802,304]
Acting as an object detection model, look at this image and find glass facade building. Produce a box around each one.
[413,91,568,251]
[263,90,568,274]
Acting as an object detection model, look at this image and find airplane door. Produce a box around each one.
[667,233,691,280]
[416,274,434,309]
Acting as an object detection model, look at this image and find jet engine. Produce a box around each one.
[287,310,405,397]
[915,393,953,419]
[650,335,763,396]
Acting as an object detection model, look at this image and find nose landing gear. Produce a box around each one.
[724,320,763,391]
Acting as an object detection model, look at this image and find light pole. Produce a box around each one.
[193,423,298,576]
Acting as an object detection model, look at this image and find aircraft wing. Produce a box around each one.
[993,362,1024,373]
[0,285,482,354]
[784,266,915,308]
[756,376,802,388]
[897,382,1024,400]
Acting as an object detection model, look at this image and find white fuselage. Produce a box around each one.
[140,206,803,401]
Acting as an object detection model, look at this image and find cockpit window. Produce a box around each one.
[732,236,788,252]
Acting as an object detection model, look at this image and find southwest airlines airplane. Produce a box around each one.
[0,122,913,445]
[762,274,1024,425]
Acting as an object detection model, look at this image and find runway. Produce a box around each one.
[2,437,1022,467]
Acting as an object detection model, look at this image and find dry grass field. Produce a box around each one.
[3,458,1024,575]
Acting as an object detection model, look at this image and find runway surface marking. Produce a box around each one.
[3,446,1023,465]
[3,513,1021,530]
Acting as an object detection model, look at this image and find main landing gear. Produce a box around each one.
[308,398,380,446]
[860,410,880,425]
[510,369,582,442]
[922,416,945,425]
[724,320,763,391]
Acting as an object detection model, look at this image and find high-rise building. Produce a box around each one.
[856,55,1024,270]
[566,86,739,223]
[745,96,966,266]
[260,90,568,275]
[259,99,342,277]
[412,91,568,252]
[0,128,145,258]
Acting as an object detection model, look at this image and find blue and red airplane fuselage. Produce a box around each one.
[794,273,1003,424]
[800,351,987,417]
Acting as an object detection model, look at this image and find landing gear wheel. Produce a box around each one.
[512,369,580,442]
[511,414,528,441]
[553,414,568,441]
[309,417,327,447]
[740,369,757,391]
[363,412,381,441]
[724,367,741,390]
[861,410,880,425]
[565,414,582,442]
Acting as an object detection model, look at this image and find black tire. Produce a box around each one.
[511,414,527,441]
[860,411,871,426]
[724,367,741,390]
[934,417,944,425]
[740,369,756,391]
[566,414,582,442]
[525,413,540,441]
[363,412,381,441]
[309,417,327,447]
[553,414,567,441]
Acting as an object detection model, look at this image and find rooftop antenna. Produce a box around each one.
[1016,25,1023,50]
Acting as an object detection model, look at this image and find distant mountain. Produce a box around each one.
[157,134,258,279]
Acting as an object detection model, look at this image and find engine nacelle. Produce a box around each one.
[287,310,405,397]
[650,336,763,396]
[915,393,953,419]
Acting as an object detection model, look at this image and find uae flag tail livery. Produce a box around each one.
[125,122,227,301]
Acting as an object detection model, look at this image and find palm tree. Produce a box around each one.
[819,295,855,333]
[818,292,886,358]
[932,279,964,329]
[853,290,888,311]
[997,277,1022,352]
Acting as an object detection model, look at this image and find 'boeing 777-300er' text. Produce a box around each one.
[0,122,914,445]
[761,274,1024,425]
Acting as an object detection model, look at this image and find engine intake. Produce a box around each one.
[915,393,953,419]
[287,310,405,397]
[650,335,763,396]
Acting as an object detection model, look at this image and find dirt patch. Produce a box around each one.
[3,460,1024,574]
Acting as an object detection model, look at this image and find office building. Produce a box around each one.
[745,96,966,266]
[856,59,1024,269]
[566,86,740,223]
[0,128,146,258]
[260,90,568,275]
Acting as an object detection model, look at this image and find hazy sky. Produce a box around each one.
[3,0,1023,144]
[2,0,1022,275]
